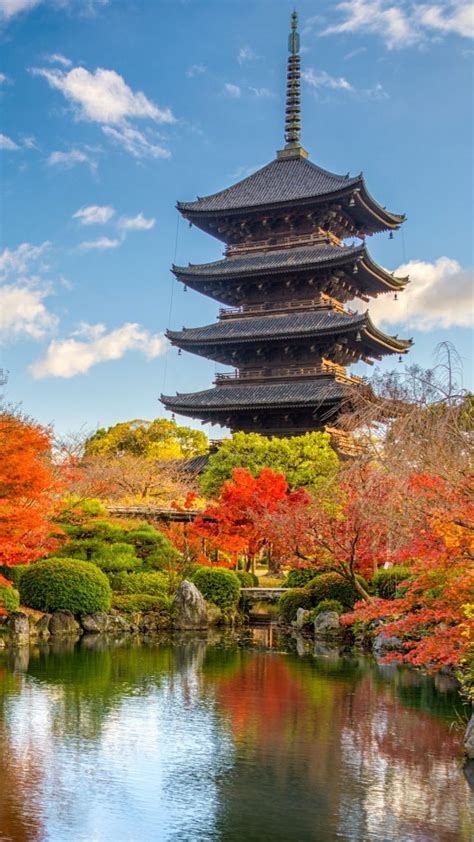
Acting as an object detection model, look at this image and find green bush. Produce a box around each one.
[0,583,20,613]
[236,571,259,588]
[373,566,411,599]
[307,573,366,610]
[192,568,240,612]
[108,571,168,596]
[91,543,141,573]
[124,526,180,565]
[314,599,344,616]
[285,568,320,588]
[278,588,314,624]
[0,564,29,588]
[111,593,173,613]
[20,558,112,615]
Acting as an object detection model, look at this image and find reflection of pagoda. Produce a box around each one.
[161,12,411,437]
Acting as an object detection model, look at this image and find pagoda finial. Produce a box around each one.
[278,10,308,159]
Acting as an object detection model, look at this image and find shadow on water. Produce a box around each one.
[0,627,472,842]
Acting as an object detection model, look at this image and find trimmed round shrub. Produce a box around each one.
[0,564,29,589]
[0,583,20,613]
[125,526,180,565]
[314,599,344,616]
[20,558,111,615]
[278,588,314,624]
[91,543,141,573]
[236,571,259,588]
[108,571,168,596]
[373,566,411,599]
[285,568,321,588]
[192,568,240,612]
[112,593,173,613]
[307,573,367,610]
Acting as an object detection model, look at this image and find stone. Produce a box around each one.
[313,611,342,638]
[205,602,223,626]
[33,614,51,638]
[49,610,81,637]
[464,714,474,761]
[81,613,109,634]
[7,612,30,643]
[373,633,402,656]
[174,580,208,630]
[106,614,132,634]
[294,607,310,629]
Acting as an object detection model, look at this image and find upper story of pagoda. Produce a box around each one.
[176,15,404,251]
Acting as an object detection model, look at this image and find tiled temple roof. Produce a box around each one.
[177,157,360,213]
[167,310,366,344]
[161,378,349,412]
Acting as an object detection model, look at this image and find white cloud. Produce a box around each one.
[248,86,274,98]
[224,83,241,98]
[0,72,9,83]
[344,46,368,59]
[78,237,120,250]
[238,46,257,64]
[30,321,167,378]
[47,147,97,170]
[73,204,115,225]
[322,1,473,49]
[186,63,206,78]
[117,212,155,231]
[354,257,474,330]
[0,241,50,277]
[45,52,72,67]
[302,68,354,91]
[31,65,175,125]
[102,124,170,159]
[0,283,57,340]
[0,132,19,150]
[0,0,40,20]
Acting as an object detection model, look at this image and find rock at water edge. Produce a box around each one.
[174,581,208,629]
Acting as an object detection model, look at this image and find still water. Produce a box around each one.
[0,628,472,842]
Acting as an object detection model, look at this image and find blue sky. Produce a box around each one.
[1,0,472,437]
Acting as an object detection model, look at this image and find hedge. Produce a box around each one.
[278,588,314,624]
[373,566,411,599]
[236,571,259,588]
[20,558,111,615]
[111,593,173,613]
[192,568,240,612]
[0,564,29,589]
[285,568,320,589]
[91,544,142,573]
[108,571,168,596]
[0,583,20,613]
[307,573,367,609]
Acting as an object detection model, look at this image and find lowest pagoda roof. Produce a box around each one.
[167,310,412,356]
[161,378,349,414]
[173,242,408,296]
[177,156,404,233]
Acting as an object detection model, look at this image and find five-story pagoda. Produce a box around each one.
[161,12,412,436]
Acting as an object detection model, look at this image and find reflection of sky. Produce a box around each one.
[3,671,234,841]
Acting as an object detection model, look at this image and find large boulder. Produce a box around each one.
[314,611,342,639]
[373,633,402,656]
[294,607,310,629]
[81,613,109,634]
[49,610,81,637]
[174,580,208,630]
[464,715,474,761]
[7,612,30,644]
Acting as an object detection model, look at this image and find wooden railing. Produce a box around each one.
[215,361,364,386]
[219,294,350,320]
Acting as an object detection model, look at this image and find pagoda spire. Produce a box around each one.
[278,10,308,160]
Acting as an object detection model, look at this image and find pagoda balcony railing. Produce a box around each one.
[219,293,349,320]
[215,362,364,386]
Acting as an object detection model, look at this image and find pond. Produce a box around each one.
[0,628,472,842]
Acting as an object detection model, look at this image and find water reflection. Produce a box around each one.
[0,630,471,842]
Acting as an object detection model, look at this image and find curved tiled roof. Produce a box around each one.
[177,156,360,214]
[167,310,366,345]
[173,243,363,279]
[161,379,349,411]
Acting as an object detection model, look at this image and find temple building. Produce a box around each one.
[161,12,412,437]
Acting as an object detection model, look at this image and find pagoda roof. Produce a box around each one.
[173,243,407,293]
[176,156,404,232]
[167,310,412,356]
[161,378,349,413]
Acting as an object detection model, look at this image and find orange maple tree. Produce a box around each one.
[0,413,63,569]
